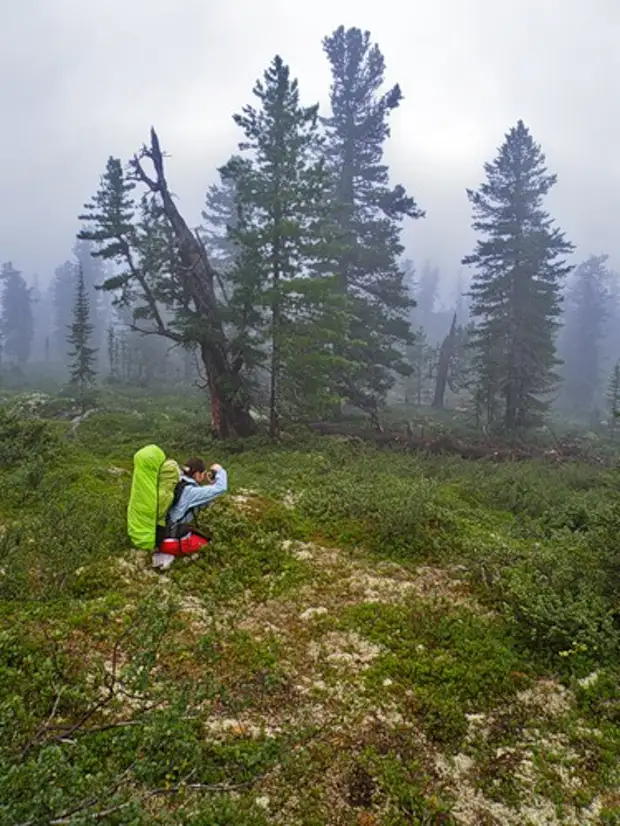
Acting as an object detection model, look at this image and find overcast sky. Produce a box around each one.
[1,0,619,302]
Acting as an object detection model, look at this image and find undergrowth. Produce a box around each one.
[0,393,619,824]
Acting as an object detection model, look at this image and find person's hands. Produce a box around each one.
[210,463,223,473]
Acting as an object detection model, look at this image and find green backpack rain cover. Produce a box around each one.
[127,444,181,550]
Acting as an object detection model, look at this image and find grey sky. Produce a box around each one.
[2,0,619,303]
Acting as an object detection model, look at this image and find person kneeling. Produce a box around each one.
[153,458,227,571]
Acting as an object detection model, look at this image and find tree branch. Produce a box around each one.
[48,779,256,825]
[130,152,159,192]
[129,322,180,342]
[116,237,176,340]
[17,770,263,826]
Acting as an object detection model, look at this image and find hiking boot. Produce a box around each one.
[152,552,175,571]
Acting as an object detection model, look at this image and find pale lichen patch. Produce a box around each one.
[308,631,383,671]
[299,606,329,621]
[517,679,572,717]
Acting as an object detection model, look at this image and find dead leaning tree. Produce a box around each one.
[131,128,256,440]
[432,313,457,410]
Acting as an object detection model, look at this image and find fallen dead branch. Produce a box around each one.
[21,618,143,759]
[15,766,258,826]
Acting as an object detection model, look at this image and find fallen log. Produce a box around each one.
[306,422,611,466]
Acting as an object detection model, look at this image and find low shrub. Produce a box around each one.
[343,602,527,749]
[0,406,61,469]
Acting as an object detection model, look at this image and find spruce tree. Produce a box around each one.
[223,55,339,435]
[201,163,242,279]
[322,25,424,422]
[1,262,33,366]
[67,265,97,404]
[74,238,106,362]
[561,254,610,415]
[463,120,573,430]
[201,159,256,337]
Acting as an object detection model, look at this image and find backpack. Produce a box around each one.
[127,444,183,550]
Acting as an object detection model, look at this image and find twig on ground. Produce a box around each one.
[20,617,143,758]
[18,773,263,826]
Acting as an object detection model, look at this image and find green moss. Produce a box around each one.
[341,601,529,748]
[2,395,620,822]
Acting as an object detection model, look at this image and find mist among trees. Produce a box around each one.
[5,13,620,823]
[2,24,619,438]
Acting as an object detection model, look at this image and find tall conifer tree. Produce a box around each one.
[223,55,341,435]
[561,254,610,415]
[1,262,33,366]
[74,238,106,362]
[322,25,424,423]
[67,265,98,404]
[201,164,242,280]
[464,120,573,430]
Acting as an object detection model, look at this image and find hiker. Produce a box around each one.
[127,443,230,571]
[152,457,228,570]
[166,458,227,536]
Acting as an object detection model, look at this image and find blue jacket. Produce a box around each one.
[168,468,228,526]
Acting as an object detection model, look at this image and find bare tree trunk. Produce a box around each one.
[432,313,457,410]
[133,129,255,439]
[198,341,252,440]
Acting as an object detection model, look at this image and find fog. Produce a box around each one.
[2,0,620,292]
